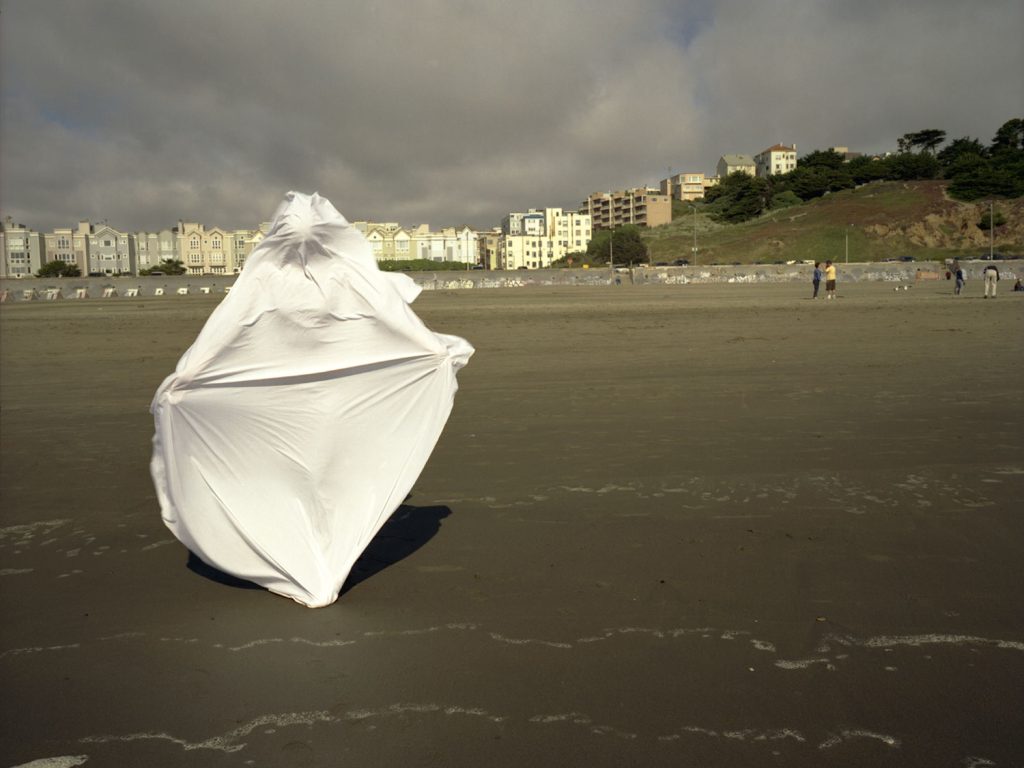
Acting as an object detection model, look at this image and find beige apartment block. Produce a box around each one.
[477,228,502,270]
[660,172,712,202]
[580,188,670,230]
[177,221,237,275]
[754,144,797,178]
[359,222,413,262]
[44,221,92,275]
[827,146,863,161]
[716,154,756,178]
[232,225,268,273]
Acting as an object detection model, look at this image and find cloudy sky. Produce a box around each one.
[2,0,1022,233]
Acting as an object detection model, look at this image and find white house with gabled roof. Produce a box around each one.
[754,144,797,178]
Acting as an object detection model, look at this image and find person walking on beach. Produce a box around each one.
[983,263,999,298]
[955,264,966,295]
[812,262,823,299]
[824,260,837,300]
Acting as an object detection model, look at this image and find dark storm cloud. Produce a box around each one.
[1,0,1021,233]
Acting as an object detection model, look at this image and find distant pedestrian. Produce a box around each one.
[983,264,1000,298]
[812,262,822,299]
[955,266,965,295]
[824,260,837,300]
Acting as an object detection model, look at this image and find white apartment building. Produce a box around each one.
[499,208,592,269]
[412,225,478,265]
[87,224,136,276]
[754,144,798,178]
[1,219,46,278]
[502,211,545,236]
[135,229,177,272]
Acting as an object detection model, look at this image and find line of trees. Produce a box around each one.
[36,260,82,277]
[703,118,1024,223]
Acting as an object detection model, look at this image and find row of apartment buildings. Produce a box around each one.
[0,216,493,278]
[0,217,272,279]
[0,209,594,276]
[4,142,858,276]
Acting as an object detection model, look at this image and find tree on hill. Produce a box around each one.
[797,149,846,170]
[898,129,946,154]
[587,226,648,265]
[977,209,1007,231]
[705,172,771,223]
[991,118,1023,152]
[887,151,940,180]
[37,260,81,278]
[140,258,186,275]
[937,136,987,169]
[946,119,1024,200]
[846,155,892,184]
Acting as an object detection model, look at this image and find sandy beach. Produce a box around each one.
[2,282,1022,767]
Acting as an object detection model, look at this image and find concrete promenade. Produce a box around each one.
[3,260,1019,302]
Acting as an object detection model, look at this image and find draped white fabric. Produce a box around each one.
[150,192,473,606]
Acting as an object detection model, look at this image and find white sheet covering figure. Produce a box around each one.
[150,192,473,607]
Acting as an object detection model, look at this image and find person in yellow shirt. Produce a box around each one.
[824,260,837,299]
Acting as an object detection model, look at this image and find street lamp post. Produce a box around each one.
[689,204,698,265]
[990,200,995,260]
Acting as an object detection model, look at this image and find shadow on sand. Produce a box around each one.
[342,504,452,594]
[185,503,453,598]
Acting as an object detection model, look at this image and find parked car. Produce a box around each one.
[671,258,689,266]
[899,256,915,262]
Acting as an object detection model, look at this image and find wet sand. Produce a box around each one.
[2,282,1023,767]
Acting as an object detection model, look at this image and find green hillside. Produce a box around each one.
[644,181,1024,264]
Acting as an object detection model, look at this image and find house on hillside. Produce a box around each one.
[716,154,756,178]
[827,146,863,162]
[754,144,797,178]
[660,172,718,202]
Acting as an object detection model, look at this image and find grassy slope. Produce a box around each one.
[645,181,1024,264]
